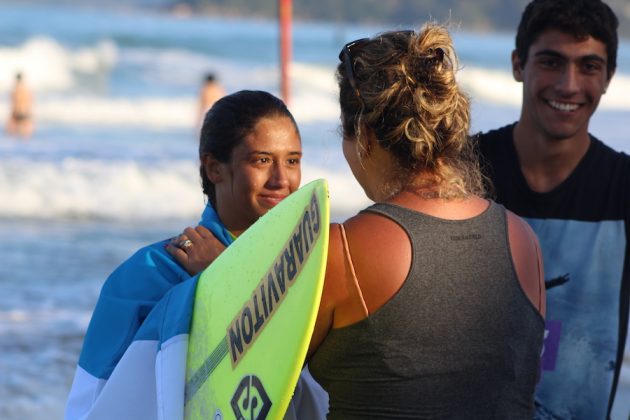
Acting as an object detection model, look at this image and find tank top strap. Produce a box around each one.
[338,223,369,317]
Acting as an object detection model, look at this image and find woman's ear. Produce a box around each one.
[202,153,223,183]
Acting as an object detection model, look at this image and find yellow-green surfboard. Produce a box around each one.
[184,179,329,420]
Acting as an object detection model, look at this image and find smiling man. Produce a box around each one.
[476,0,629,418]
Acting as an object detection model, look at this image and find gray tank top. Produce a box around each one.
[309,201,544,419]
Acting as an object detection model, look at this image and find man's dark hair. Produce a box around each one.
[515,0,619,78]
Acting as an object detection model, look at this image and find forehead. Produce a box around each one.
[235,116,301,154]
[529,29,608,61]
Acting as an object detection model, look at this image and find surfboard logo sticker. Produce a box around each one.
[230,375,271,420]
[227,192,321,368]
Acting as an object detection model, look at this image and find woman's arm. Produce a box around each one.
[306,223,344,360]
[507,210,546,317]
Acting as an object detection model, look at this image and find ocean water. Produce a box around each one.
[0,4,628,419]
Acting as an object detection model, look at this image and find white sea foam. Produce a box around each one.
[1,37,628,131]
[0,157,367,222]
[0,88,333,130]
[0,158,202,220]
[34,96,195,129]
[289,62,340,123]
[0,37,117,92]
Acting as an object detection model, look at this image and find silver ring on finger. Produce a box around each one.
[178,239,193,251]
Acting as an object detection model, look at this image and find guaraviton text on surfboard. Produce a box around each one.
[227,192,322,367]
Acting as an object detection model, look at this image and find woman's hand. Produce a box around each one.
[166,225,227,276]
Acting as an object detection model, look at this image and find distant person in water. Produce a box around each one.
[198,72,225,123]
[6,72,33,139]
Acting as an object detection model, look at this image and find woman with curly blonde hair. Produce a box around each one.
[173,24,547,419]
[306,24,546,418]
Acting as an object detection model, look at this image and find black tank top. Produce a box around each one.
[309,201,544,419]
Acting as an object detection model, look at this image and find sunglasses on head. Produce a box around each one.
[338,30,415,100]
